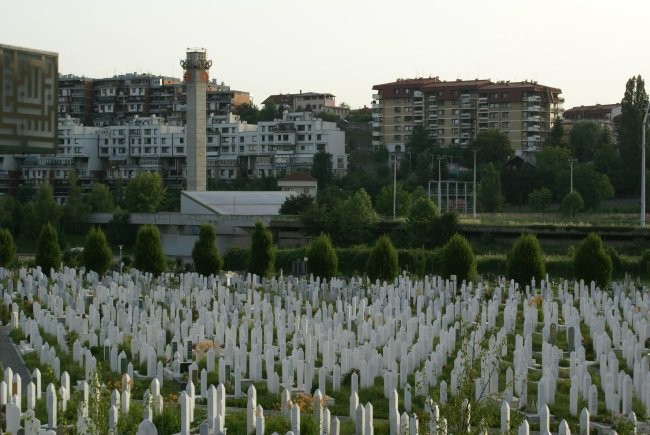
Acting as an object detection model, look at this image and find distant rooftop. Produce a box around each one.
[182,190,293,215]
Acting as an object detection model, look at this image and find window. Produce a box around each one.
[502,112,510,118]
[394,134,401,140]
[501,122,510,129]
[394,107,402,113]
[438,109,445,116]
[394,116,401,122]
[452,109,459,115]
[452,128,459,134]
[438,129,444,135]
[317,134,322,140]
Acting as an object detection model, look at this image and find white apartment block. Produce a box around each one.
[1,112,347,197]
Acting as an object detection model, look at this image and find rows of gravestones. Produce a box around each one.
[0,265,648,434]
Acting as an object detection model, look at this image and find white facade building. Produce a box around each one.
[1,111,347,198]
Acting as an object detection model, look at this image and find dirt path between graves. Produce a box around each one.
[0,325,31,395]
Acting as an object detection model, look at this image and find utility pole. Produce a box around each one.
[393,151,397,221]
[473,150,477,220]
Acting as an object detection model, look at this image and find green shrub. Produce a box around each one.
[307,234,338,279]
[0,228,16,267]
[83,227,112,275]
[134,225,166,276]
[507,233,546,286]
[192,223,223,277]
[477,255,507,277]
[441,233,477,282]
[336,247,370,276]
[560,191,584,217]
[397,248,426,277]
[36,223,61,273]
[527,187,553,212]
[223,247,249,272]
[248,220,275,277]
[366,234,399,282]
[275,247,308,273]
[574,232,612,288]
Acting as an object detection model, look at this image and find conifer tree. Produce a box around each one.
[192,223,223,277]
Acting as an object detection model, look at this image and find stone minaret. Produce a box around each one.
[180,48,211,191]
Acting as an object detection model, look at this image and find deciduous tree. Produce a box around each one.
[86,182,114,213]
[124,172,166,213]
[62,170,90,235]
[618,75,648,194]
[477,163,504,212]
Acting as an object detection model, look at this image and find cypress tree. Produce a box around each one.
[36,223,62,273]
[441,233,477,282]
[307,233,338,279]
[83,226,112,276]
[192,223,223,277]
[507,233,545,286]
[0,228,16,267]
[366,234,399,282]
[134,225,166,276]
[248,221,275,277]
[574,233,612,288]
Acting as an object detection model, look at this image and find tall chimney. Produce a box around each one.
[180,48,211,191]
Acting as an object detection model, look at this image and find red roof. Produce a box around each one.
[279,173,317,182]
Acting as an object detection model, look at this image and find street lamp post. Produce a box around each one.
[437,156,445,214]
[642,102,650,228]
[472,150,477,220]
[569,158,575,221]
[393,151,397,221]
[119,244,123,274]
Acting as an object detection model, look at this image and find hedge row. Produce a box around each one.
[224,246,644,280]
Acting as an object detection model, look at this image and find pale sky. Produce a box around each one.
[2,0,648,110]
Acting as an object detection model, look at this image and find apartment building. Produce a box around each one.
[0,112,346,197]
[58,73,251,127]
[371,77,563,153]
[262,91,349,117]
[563,103,621,137]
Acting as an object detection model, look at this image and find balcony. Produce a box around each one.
[372,130,382,137]
[527,116,541,123]
[372,102,381,109]
[478,117,489,123]
[428,113,438,120]
[479,105,488,112]
[527,96,541,102]
[461,113,471,119]
[372,139,382,147]
[527,125,541,132]
[414,118,424,125]
[461,122,471,128]
[372,121,380,128]
[372,93,381,100]
[529,105,541,112]
[413,90,423,98]
[413,107,423,114]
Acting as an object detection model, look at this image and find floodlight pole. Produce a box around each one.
[642,102,650,228]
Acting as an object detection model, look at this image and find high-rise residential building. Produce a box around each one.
[371,77,563,153]
[57,73,251,127]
